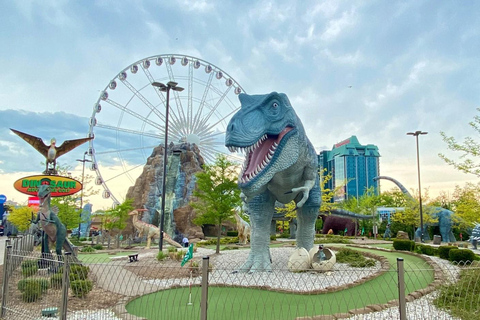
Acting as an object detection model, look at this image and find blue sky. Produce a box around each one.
[1,1,479,209]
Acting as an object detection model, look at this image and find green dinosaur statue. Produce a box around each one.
[33,184,76,256]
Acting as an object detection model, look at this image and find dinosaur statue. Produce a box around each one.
[225,92,321,272]
[374,176,456,243]
[32,184,77,256]
[470,223,480,249]
[10,128,93,175]
[234,212,251,245]
[129,209,182,249]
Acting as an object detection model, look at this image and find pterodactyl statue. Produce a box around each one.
[10,128,93,175]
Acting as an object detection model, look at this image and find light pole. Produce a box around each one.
[407,130,428,242]
[152,81,184,251]
[76,151,92,238]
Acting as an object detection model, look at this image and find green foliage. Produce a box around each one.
[80,246,95,253]
[449,249,476,263]
[18,278,49,293]
[167,247,177,253]
[434,265,480,318]
[50,274,63,289]
[70,265,90,281]
[103,198,134,231]
[156,251,168,261]
[8,206,37,232]
[227,231,238,237]
[270,234,277,241]
[197,237,239,246]
[191,154,242,254]
[439,108,480,177]
[70,280,93,298]
[438,245,458,260]
[93,244,103,250]
[21,285,42,302]
[414,244,436,256]
[314,236,351,244]
[221,246,239,251]
[279,232,290,238]
[393,239,415,251]
[315,218,323,233]
[335,248,376,268]
[21,259,39,277]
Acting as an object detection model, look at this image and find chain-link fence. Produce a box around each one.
[1,238,478,320]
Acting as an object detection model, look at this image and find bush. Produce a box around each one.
[79,237,87,241]
[221,246,239,251]
[70,280,93,298]
[69,265,90,281]
[18,278,49,293]
[414,244,436,256]
[315,235,351,244]
[92,244,103,250]
[21,259,38,277]
[449,249,476,263]
[227,231,238,237]
[168,247,177,253]
[21,285,42,302]
[393,239,415,251]
[335,248,376,268]
[50,274,63,289]
[270,234,277,241]
[438,245,458,260]
[80,246,95,253]
[279,232,290,238]
[157,251,168,261]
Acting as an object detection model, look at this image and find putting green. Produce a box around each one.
[78,251,138,263]
[126,248,434,320]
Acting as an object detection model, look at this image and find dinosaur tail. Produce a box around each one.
[373,176,415,201]
[326,209,373,220]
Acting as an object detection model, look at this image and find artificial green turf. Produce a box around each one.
[78,251,138,263]
[126,248,434,319]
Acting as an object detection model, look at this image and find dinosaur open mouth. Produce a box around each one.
[228,127,293,183]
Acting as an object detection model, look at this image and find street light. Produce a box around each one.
[407,130,428,242]
[152,81,184,251]
[76,151,92,238]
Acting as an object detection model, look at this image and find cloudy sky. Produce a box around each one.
[1,1,479,210]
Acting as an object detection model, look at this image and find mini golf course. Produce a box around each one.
[125,247,434,320]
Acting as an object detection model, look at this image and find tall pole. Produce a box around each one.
[152,81,184,251]
[407,131,427,242]
[76,151,91,238]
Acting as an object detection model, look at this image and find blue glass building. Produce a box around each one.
[318,136,380,202]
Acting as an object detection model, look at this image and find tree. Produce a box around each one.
[103,199,133,232]
[8,206,37,232]
[191,154,242,254]
[439,107,480,177]
[450,182,480,228]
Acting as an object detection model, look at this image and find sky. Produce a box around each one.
[1,0,479,210]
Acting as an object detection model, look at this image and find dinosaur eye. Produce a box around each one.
[272,102,278,108]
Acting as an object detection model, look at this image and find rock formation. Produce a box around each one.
[125,142,205,240]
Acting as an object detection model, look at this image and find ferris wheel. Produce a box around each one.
[87,54,246,205]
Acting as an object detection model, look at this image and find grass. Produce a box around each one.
[77,251,138,263]
[126,248,434,319]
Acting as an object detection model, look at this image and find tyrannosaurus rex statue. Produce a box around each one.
[225,92,321,272]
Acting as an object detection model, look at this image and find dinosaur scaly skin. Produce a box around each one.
[226,92,320,272]
[34,185,75,256]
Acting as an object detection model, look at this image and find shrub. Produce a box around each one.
[18,278,49,293]
[21,285,42,302]
[227,231,238,237]
[50,274,63,289]
[414,244,436,256]
[79,237,87,241]
[335,248,376,268]
[168,247,177,253]
[438,245,458,260]
[80,246,95,253]
[69,265,90,281]
[449,249,476,263]
[21,259,38,277]
[270,234,277,241]
[92,244,103,250]
[70,280,93,298]
[393,239,415,251]
[221,246,239,251]
[157,251,168,261]
[315,235,351,244]
[279,232,290,238]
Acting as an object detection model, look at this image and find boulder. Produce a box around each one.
[396,231,409,240]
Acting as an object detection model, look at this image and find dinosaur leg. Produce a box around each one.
[238,192,275,273]
[55,237,64,256]
[295,182,321,251]
[146,236,151,249]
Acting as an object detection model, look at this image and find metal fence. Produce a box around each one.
[0,239,478,320]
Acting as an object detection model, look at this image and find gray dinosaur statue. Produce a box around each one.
[470,223,480,249]
[374,176,456,243]
[225,92,321,272]
[33,184,77,256]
